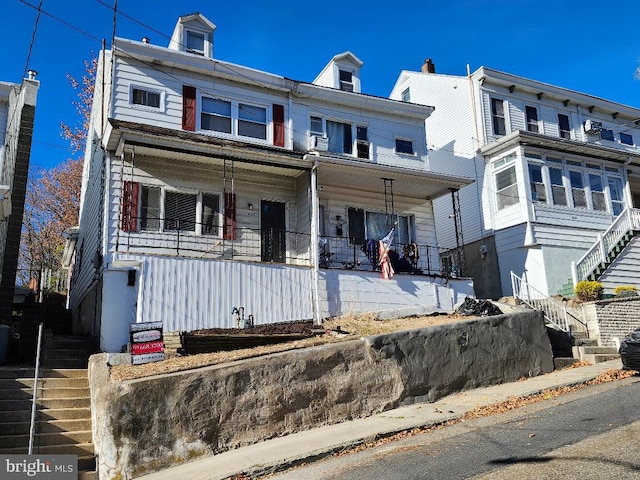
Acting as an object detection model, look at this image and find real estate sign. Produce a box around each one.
[130,321,165,365]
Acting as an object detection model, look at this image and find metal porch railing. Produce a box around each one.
[511,271,587,333]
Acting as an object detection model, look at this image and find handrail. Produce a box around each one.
[28,322,44,455]
[572,207,640,284]
[511,272,587,333]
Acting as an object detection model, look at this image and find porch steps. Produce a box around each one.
[586,230,636,282]
[572,344,620,364]
[0,335,97,480]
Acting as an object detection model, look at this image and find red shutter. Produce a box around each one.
[223,192,236,240]
[182,85,196,131]
[121,181,139,232]
[273,104,285,147]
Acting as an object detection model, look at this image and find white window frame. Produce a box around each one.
[493,155,518,211]
[138,185,222,237]
[199,94,271,143]
[558,113,571,139]
[491,97,507,136]
[183,28,211,57]
[129,84,166,113]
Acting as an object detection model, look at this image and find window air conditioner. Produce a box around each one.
[309,135,329,152]
[584,119,602,134]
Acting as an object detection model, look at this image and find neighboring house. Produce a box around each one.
[0,73,39,318]
[69,13,473,352]
[391,61,640,300]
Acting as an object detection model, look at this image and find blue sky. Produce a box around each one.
[3,0,640,171]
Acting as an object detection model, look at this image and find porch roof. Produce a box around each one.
[106,119,311,176]
[308,154,473,200]
[480,130,640,165]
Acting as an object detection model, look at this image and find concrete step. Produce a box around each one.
[47,337,93,350]
[0,430,92,449]
[0,377,89,389]
[0,368,88,379]
[0,442,94,456]
[579,346,619,355]
[0,407,91,423]
[0,418,91,435]
[553,357,580,369]
[40,359,88,369]
[44,348,90,360]
[0,397,90,411]
[581,353,620,364]
[0,387,89,401]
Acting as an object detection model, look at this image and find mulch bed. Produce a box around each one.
[191,320,320,336]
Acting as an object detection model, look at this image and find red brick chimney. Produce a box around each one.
[421,58,435,74]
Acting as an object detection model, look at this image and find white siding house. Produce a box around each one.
[391,62,640,299]
[69,14,473,352]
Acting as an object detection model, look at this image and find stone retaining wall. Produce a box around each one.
[89,311,553,480]
[582,297,640,346]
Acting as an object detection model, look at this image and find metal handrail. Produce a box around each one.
[28,322,44,455]
[511,272,587,333]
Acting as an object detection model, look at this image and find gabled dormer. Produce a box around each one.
[313,52,363,93]
[168,13,216,58]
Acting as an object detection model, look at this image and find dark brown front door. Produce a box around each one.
[261,200,286,263]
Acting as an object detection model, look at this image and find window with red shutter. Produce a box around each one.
[121,181,139,232]
[273,104,285,147]
[183,85,196,131]
[223,192,236,240]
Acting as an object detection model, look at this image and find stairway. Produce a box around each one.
[0,334,96,479]
[572,338,620,364]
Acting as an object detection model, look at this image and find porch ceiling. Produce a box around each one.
[311,155,473,200]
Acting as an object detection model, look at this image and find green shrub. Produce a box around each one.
[614,285,638,298]
[574,281,604,302]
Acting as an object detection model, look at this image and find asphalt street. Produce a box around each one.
[269,376,640,480]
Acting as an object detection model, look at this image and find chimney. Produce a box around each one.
[421,58,435,74]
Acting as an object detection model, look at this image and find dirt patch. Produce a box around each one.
[110,312,475,382]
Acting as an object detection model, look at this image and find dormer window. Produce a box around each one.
[186,30,206,55]
[339,70,354,92]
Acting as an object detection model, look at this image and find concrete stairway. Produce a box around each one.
[572,338,620,364]
[0,335,96,479]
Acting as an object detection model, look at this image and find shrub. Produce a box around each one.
[614,285,638,298]
[574,281,604,302]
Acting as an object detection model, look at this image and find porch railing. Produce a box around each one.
[117,216,312,264]
[511,271,587,333]
[571,207,640,284]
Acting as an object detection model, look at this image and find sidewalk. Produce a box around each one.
[138,359,624,480]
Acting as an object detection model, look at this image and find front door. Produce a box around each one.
[261,200,286,263]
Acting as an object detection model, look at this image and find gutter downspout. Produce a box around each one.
[310,159,321,325]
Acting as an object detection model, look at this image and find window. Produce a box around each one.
[600,128,614,141]
[326,120,352,154]
[548,167,567,206]
[347,207,413,245]
[528,164,545,203]
[186,30,205,55]
[165,192,197,232]
[495,165,518,210]
[141,186,161,231]
[202,194,220,235]
[609,177,625,216]
[401,88,410,103]
[339,70,353,92]
[569,171,587,208]
[395,138,414,155]
[620,132,634,145]
[356,126,369,159]
[310,116,323,136]
[558,114,571,139]
[491,98,506,136]
[589,174,606,211]
[238,103,267,140]
[525,106,539,133]
[201,97,231,133]
[131,87,161,109]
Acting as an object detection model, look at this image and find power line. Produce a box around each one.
[22,0,44,79]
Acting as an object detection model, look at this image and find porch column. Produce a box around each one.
[310,161,321,325]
